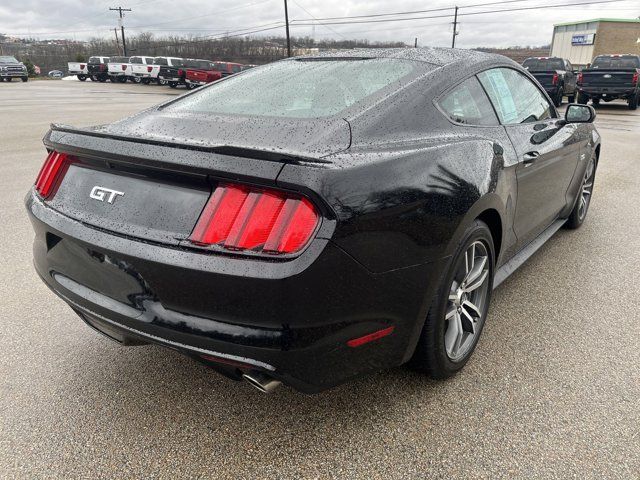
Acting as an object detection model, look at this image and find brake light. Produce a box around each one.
[177,69,184,76]
[34,151,72,199]
[633,71,639,86]
[80,64,85,69]
[99,64,106,71]
[147,66,153,72]
[347,326,395,348]
[552,73,558,86]
[189,184,319,255]
[121,64,127,71]
[577,73,583,85]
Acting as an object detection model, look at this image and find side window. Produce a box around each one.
[437,76,499,126]
[478,68,554,124]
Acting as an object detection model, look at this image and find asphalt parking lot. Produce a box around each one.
[1,80,639,479]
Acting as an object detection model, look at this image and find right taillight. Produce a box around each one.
[633,71,639,86]
[178,69,184,76]
[80,64,85,69]
[189,184,319,255]
[34,151,72,199]
[577,73,583,85]
[121,64,127,71]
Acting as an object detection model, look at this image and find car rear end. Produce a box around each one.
[67,62,87,76]
[185,69,221,86]
[107,57,131,78]
[522,57,564,96]
[87,57,108,78]
[578,55,640,101]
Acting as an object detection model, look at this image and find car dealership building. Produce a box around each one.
[550,18,640,68]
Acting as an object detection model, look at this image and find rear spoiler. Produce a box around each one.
[47,123,332,166]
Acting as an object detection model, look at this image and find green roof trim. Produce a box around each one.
[554,18,640,27]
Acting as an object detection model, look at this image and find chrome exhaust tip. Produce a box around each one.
[242,371,282,393]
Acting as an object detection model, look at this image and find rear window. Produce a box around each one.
[130,57,142,64]
[591,55,640,69]
[188,60,212,69]
[523,58,564,71]
[153,57,168,66]
[110,56,129,63]
[165,58,422,118]
[88,57,102,64]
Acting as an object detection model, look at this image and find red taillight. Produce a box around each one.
[147,66,153,72]
[552,73,558,86]
[177,69,184,76]
[80,64,85,69]
[633,71,639,86]
[189,184,319,255]
[99,64,106,71]
[577,73,583,85]
[347,326,395,348]
[34,151,71,199]
[121,64,127,71]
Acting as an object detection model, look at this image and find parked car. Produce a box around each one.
[212,61,243,77]
[0,55,28,82]
[185,62,222,89]
[86,56,110,82]
[150,57,183,85]
[159,58,209,88]
[67,61,89,81]
[130,56,157,84]
[577,54,640,110]
[522,56,577,106]
[48,70,64,78]
[26,48,600,394]
[107,56,132,83]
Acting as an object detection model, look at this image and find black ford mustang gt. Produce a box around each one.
[26,48,600,394]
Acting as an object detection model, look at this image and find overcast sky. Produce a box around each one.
[1,0,639,47]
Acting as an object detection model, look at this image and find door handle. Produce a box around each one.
[523,151,540,167]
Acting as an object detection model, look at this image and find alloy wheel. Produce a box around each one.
[445,241,491,361]
[578,157,595,221]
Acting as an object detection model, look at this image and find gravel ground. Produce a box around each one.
[0,81,638,479]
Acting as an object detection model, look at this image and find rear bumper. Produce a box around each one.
[26,191,443,393]
[578,87,637,98]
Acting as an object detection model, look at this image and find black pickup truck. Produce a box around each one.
[577,54,640,110]
[86,56,110,82]
[522,57,577,107]
[158,58,187,88]
[0,55,28,82]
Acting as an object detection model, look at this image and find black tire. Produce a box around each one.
[5,77,12,82]
[628,93,639,111]
[77,75,87,81]
[132,77,141,84]
[141,78,151,85]
[591,98,600,107]
[577,92,589,104]
[410,220,495,378]
[117,76,127,83]
[90,75,97,82]
[21,77,28,82]
[186,83,197,90]
[553,87,563,107]
[568,93,575,103]
[168,81,178,88]
[565,153,596,229]
[97,76,107,83]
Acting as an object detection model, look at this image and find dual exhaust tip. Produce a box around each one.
[242,371,282,394]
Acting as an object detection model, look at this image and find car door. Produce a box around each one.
[478,67,582,249]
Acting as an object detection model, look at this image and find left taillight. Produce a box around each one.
[189,183,320,255]
[34,151,71,199]
[552,73,558,85]
[147,66,153,72]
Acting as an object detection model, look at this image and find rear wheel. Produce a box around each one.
[577,92,589,104]
[117,76,127,83]
[90,75,97,82]
[21,76,28,82]
[5,77,12,82]
[565,154,596,229]
[132,77,141,84]
[141,78,151,85]
[629,93,639,111]
[168,81,178,88]
[591,98,600,107]
[568,93,575,103]
[77,75,87,81]
[410,220,494,378]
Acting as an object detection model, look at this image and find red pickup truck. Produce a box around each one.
[212,61,243,77]
[184,60,223,89]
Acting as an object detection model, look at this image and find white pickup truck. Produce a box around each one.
[130,56,156,84]
[67,61,89,81]
[107,56,132,83]
[150,57,183,85]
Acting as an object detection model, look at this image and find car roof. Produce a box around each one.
[295,47,505,67]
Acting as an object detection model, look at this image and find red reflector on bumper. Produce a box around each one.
[347,326,395,348]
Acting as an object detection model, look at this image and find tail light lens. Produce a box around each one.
[552,73,558,86]
[80,64,85,69]
[577,73,583,85]
[189,184,319,255]
[99,64,106,71]
[633,71,639,86]
[34,151,72,199]
[121,64,127,71]
[147,66,153,72]
[178,69,184,76]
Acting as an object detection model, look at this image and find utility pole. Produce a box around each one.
[284,0,291,57]
[414,37,418,48]
[451,6,459,48]
[110,7,131,56]
[113,28,121,55]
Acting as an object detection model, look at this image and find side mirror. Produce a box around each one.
[565,103,596,123]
